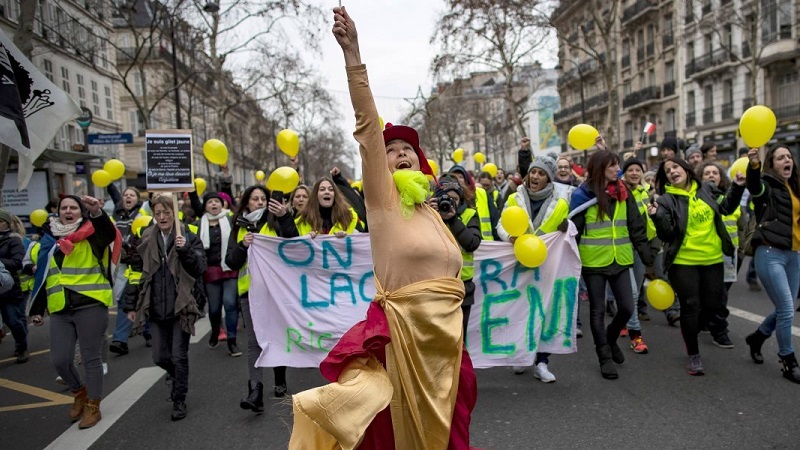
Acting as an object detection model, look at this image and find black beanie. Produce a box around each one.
[622,158,645,173]
[202,192,223,211]
[660,137,678,152]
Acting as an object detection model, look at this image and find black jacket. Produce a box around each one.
[0,231,25,303]
[445,209,481,306]
[747,165,797,250]
[332,172,368,232]
[225,213,299,271]
[650,181,744,271]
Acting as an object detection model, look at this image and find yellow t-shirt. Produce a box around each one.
[788,183,800,251]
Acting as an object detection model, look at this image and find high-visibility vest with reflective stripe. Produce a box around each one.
[237,224,278,296]
[45,240,112,313]
[458,208,477,281]
[578,202,634,267]
[503,193,569,236]
[722,206,741,247]
[631,185,657,241]
[20,241,40,292]
[124,265,142,285]
[295,207,360,236]
[475,187,494,241]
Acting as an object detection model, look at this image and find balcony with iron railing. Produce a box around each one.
[685,47,737,78]
[703,106,715,124]
[663,81,675,97]
[774,104,800,120]
[662,33,674,48]
[686,112,696,127]
[622,0,658,24]
[721,102,734,120]
[622,86,661,109]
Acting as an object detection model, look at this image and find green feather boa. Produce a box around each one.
[392,170,431,219]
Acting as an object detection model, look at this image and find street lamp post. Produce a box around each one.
[169,15,182,129]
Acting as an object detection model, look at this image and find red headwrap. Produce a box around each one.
[382,123,434,177]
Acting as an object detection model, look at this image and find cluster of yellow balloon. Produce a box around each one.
[203,139,228,165]
[277,129,300,158]
[255,170,266,181]
[646,279,675,310]
[452,148,464,163]
[29,209,49,227]
[482,163,498,178]
[194,178,207,196]
[267,166,300,193]
[568,124,599,151]
[501,206,547,267]
[739,106,776,148]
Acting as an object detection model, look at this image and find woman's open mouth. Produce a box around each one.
[396,161,412,170]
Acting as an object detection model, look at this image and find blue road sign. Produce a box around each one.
[87,133,134,145]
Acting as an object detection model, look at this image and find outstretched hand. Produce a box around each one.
[332,7,361,65]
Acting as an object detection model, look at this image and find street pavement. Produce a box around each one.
[2,267,799,450]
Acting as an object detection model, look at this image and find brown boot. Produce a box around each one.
[79,399,101,429]
[69,386,87,422]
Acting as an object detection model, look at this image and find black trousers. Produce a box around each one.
[151,318,190,401]
[584,269,634,348]
[668,263,725,355]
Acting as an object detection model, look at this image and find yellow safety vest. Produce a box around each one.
[503,194,569,236]
[237,224,278,296]
[295,207,360,236]
[578,202,634,268]
[20,241,40,292]
[458,208,477,281]
[187,223,198,235]
[631,184,657,241]
[475,187,495,241]
[45,240,112,313]
[722,206,742,248]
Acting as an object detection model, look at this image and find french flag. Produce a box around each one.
[642,122,656,135]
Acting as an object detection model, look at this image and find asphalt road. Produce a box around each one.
[2,268,799,450]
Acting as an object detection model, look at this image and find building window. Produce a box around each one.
[1,0,21,22]
[133,72,143,96]
[665,109,676,131]
[762,0,793,44]
[43,58,54,82]
[76,73,86,107]
[105,85,113,120]
[687,91,696,113]
[624,121,633,141]
[91,80,100,116]
[61,67,70,94]
[665,61,675,83]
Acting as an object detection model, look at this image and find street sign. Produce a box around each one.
[77,106,93,128]
[87,133,134,145]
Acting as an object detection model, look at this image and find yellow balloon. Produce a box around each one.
[482,163,498,178]
[568,124,600,151]
[255,170,266,181]
[514,234,548,268]
[379,116,386,131]
[203,139,229,165]
[29,209,48,227]
[276,129,300,158]
[91,170,112,188]
[501,206,530,237]
[194,178,207,196]
[739,105,777,148]
[730,157,750,178]
[131,215,153,237]
[104,159,126,180]
[474,152,486,164]
[267,166,300,193]
[646,279,675,311]
[428,159,439,176]
[452,148,464,163]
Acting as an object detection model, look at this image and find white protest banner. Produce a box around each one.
[249,230,581,369]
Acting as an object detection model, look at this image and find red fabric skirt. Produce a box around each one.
[320,302,478,450]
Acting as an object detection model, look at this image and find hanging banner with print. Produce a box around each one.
[249,229,581,369]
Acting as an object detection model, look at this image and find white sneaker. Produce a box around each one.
[533,362,556,383]
[55,376,65,385]
[512,366,527,374]
[102,363,108,376]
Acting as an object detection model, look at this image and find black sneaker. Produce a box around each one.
[144,335,152,348]
[171,400,187,421]
[109,341,129,355]
[748,282,762,292]
[667,313,680,327]
[274,384,287,398]
[712,334,734,349]
[228,342,242,357]
[208,334,219,349]
[15,350,29,364]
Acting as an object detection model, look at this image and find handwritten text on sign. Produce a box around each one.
[248,232,581,369]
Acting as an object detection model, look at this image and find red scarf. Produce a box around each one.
[606,179,629,202]
[58,222,123,264]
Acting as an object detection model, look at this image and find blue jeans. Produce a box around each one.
[112,280,150,343]
[0,296,28,353]
[755,246,800,356]
[207,278,239,339]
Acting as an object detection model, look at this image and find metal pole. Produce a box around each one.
[0,145,11,207]
[84,126,94,195]
[170,16,182,129]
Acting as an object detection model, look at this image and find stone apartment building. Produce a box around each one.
[553,0,800,166]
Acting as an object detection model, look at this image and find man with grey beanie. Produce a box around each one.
[685,144,703,169]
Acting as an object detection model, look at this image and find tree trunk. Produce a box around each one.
[13,0,37,58]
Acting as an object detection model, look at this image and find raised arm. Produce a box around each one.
[334,7,395,209]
